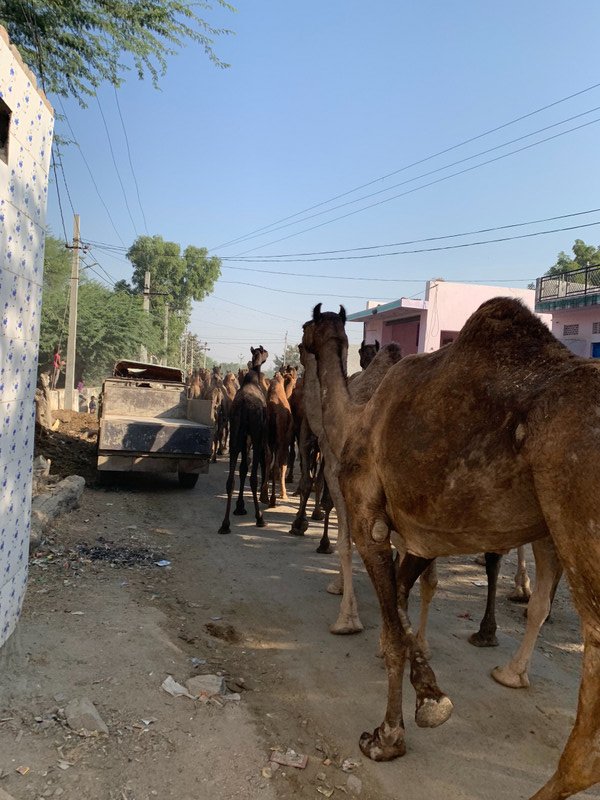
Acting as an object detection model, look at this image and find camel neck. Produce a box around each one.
[314,339,351,457]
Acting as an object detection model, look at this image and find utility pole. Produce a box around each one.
[140,270,150,362]
[200,341,210,369]
[163,304,169,366]
[183,330,189,373]
[64,214,80,411]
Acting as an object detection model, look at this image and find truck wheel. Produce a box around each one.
[178,472,199,489]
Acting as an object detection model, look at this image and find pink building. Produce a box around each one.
[347,280,551,354]
[535,264,600,358]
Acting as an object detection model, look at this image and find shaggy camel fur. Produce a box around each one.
[304,299,600,800]
[266,372,294,506]
[218,346,269,534]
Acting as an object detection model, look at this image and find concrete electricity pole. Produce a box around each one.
[139,270,150,362]
[64,214,80,411]
[163,304,169,366]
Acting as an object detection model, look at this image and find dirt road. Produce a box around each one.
[0,461,597,800]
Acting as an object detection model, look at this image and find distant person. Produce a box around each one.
[77,379,84,393]
[88,395,97,415]
[52,346,61,389]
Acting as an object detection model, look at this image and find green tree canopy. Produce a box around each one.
[546,239,600,276]
[39,234,159,384]
[127,235,221,364]
[273,344,301,371]
[1,0,234,104]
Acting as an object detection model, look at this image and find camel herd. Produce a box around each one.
[191,298,600,800]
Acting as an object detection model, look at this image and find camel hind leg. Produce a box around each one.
[510,545,532,602]
[491,536,561,688]
[469,552,502,648]
[529,626,600,800]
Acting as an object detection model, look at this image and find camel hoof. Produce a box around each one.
[289,526,305,537]
[326,579,343,596]
[259,492,269,505]
[291,517,309,534]
[491,665,530,688]
[359,727,406,761]
[268,497,277,508]
[509,588,531,603]
[233,508,247,516]
[330,618,364,635]
[256,517,267,528]
[415,695,453,729]
[218,525,231,535]
[469,631,499,648]
[311,509,324,521]
[316,543,333,554]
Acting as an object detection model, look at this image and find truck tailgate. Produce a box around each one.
[99,415,212,456]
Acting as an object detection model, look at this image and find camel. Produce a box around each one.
[266,372,294,506]
[358,339,380,369]
[218,346,269,534]
[213,372,238,459]
[303,298,600,800]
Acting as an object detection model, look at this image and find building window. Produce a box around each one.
[0,96,10,165]
[563,323,579,336]
[593,322,600,334]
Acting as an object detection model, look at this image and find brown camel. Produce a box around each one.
[358,339,380,369]
[303,299,600,800]
[214,372,238,458]
[218,346,269,534]
[266,372,294,506]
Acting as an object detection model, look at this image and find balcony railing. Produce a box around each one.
[536,263,600,304]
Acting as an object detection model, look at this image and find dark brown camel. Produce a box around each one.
[213,372,238,459]
[358,339,380,369]
[218,346,269,534]
[304,298,600,800]
[266,372,294,506]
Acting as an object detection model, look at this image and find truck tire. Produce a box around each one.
[178,472,199,489]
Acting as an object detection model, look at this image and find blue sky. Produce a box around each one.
[48,0,600,364]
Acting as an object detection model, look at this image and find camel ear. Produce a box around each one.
[339,305,346,324]
[313,303,322,321]
[250,346,256,355]
[375,340,380,351]
[360,339,365,349]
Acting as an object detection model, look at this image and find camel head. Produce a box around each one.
[359,339,380,370]
[249,345,269,370]
[302,304,349,376]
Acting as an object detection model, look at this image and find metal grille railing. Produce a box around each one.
[537,264,600,302]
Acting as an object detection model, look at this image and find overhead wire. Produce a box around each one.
[224,207,600,260]
[95,95,139,236]
[222,105,600,254]
[113,86,149,234]
[219,280,395,299]
[211,80,600,251]
[58,98,127,247]
[233,115,600,256]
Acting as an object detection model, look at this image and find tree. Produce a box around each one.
[273,344,301,371]
[127,235,221,364]
[546,240,600,276]
[39,234,159,384]
[0,0,235,104]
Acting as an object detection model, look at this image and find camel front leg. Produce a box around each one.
[492,537,561,688]
[316,480,334,554]
[325,466,362,634]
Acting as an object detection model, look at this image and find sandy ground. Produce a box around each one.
[0,457,598,800]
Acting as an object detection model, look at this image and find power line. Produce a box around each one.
[211,80,600,251]
[219,280,394,299]
[223,207,600,260]
[223,105,600,254]
[210,295,305,323]
[233,115,600,256]
[218,219,600,265]
[58,98,127,247]
[95,95,139,236]
[113,86,149,234]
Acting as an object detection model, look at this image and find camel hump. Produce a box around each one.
[456,297,557,351]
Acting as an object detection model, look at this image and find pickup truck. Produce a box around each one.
[97,360,213,488]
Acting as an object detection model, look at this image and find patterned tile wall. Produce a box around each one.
[0,28,54,647]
